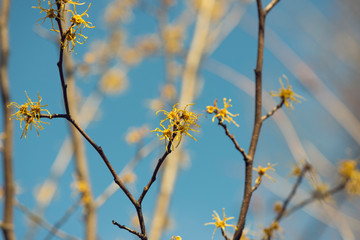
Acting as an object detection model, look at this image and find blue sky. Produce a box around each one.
[1,0,360,239]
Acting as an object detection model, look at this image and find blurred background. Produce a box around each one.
[1,0,360,239]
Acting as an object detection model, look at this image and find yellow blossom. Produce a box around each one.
[339,160,360,195]
[100,68,128,95]
[125,125,149,144]
[254,163,276,184]
[73,180,91,204]
[205,208,237,239]
[162,25,184,54]
[206,98,239,127]
[152,103,200,149]
[63,26,87,52]
[8,92,50,139]
[32,0,59,31]
[68,3,95,33]
[270,75,303,109]
[171,236,182,240]
[262,221,282,240]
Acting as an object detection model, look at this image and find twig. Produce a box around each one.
[65,51,97,240]
[221,228,230,240]
[285,182,346,218]
[55,2,70,116]
[0,0,15,239]
[217,118,248,161]
[261,100,284,122]
[274,164,309,222]
[44,198,81,240]
[138,141,172,204]
[233,0,280,239]
[42,113,137,208]
[264,0,280,15]
[112,220,145,239]
[15,201,80,240]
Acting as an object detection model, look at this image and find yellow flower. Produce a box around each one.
[262,221,282,240]
[339,160,360,195]
[162,25,184,54]
[270,75,303,109]
[62,27,87,52]
[152,125,175,149]
[152,103,200,149]
[61,2,95,51]
[73,179,91,204]
[68,3,95,33]
[205,208,237,239]
[8,92,50,139]
[254,163,276,184]
[100,68,128,95]
[206,98,239,127]
[339,160,357,179]
[171,236,182,240]
[32,0,59,31]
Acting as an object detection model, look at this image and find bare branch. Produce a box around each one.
[264,0,280,15]
[262,100,284,122]
[112,220,145,240]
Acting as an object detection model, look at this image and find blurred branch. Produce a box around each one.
[241,13,360,145]
[95,139,160,208]
[65,52,97,240]
[0,0,15,239]
[150,0,216,239]
[44,198,81,240]
[15,201,80,240]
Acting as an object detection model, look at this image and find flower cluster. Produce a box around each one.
[253,163,276,185]
[33,0,95,52]
[338,160,360,195]
[270,75,303,109]
[206,98,239,127]
[170,236,182,240]
[205,208,237,239]
[262,221,282,240]
[8,92,50,139]
[152,103,200,150]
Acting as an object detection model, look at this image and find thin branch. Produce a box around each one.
[274,164,309,222]
[112,220,145,240]
[55,2,70,115]
[138,140,172,204]
[15,201,80,240]
[41,114,137,210]
[44,198,81,240]
[0,0,15,239]
[264,0,280,15]
[261,100,284,122]
[217,118,248,161]
[221,228,230,240]
[285,182,346,218]
[233,0,266,239]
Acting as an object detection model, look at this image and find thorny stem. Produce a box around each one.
[0,0,16,239]
[233,1,280,239]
